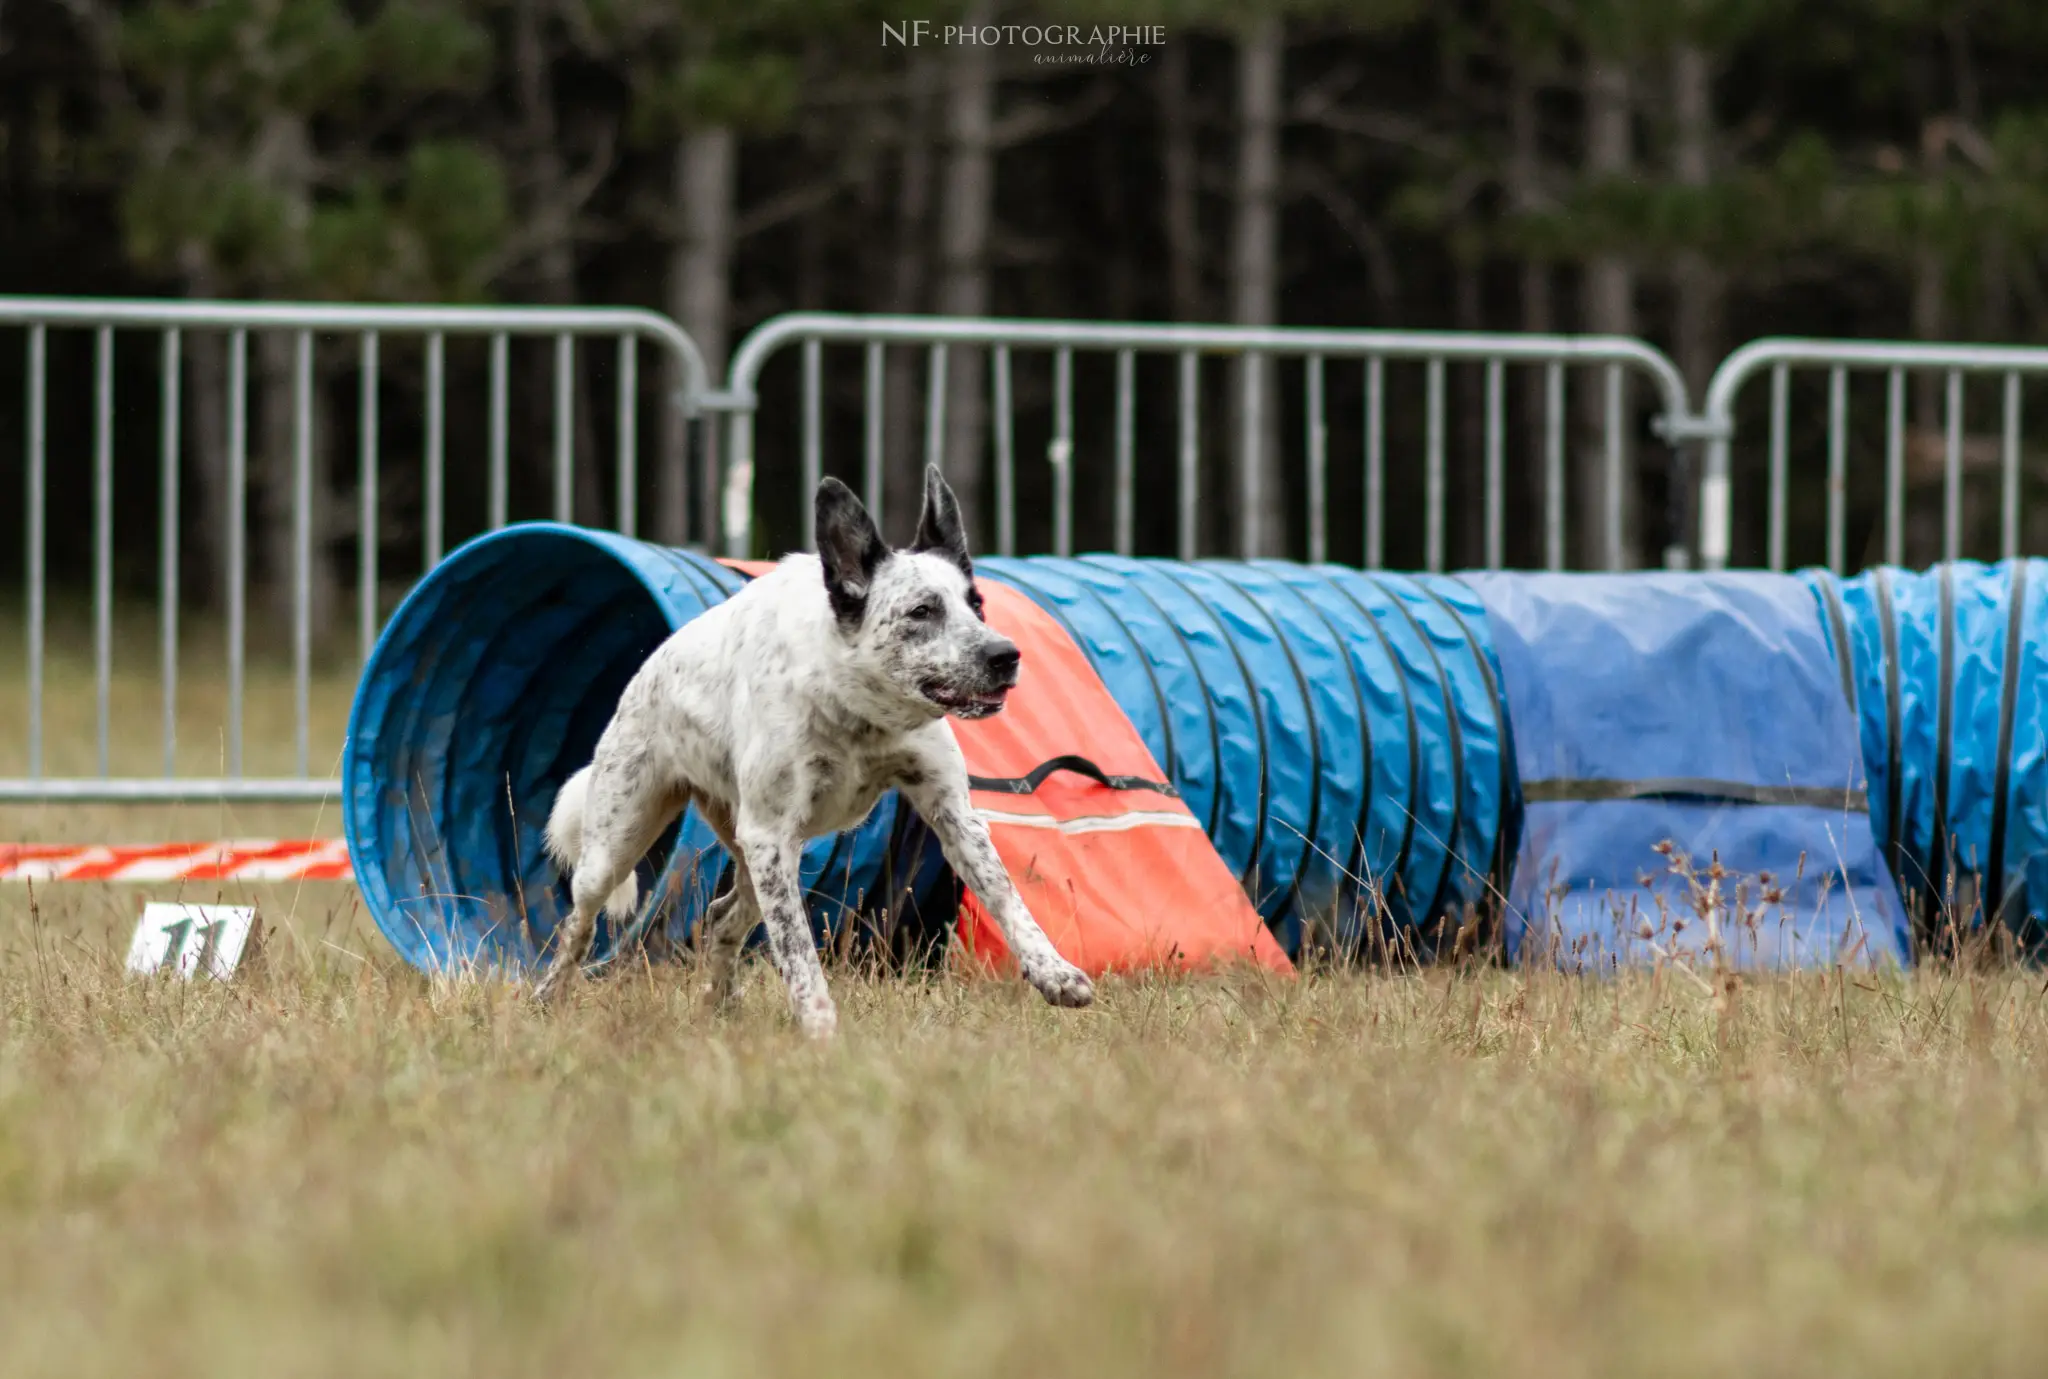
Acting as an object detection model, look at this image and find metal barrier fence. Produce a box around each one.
[13,294,2048,806]
[2,298,710,802]
[719,313,1694,572]
[1698,338,2048,572]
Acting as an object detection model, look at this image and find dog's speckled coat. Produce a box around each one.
[535,467,1094,1036]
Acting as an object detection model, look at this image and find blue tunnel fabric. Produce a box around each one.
[977,557,1516,951]
[1802,561,2048,945]
[1464,571,1912,970]
[345,529,1521,973]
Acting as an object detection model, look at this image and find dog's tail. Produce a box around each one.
[545,765,641,922]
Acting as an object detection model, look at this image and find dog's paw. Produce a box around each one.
[1025,957,1095,1009]
[698,976,737,1014]
[796,995,839,1041]
[530,968,572,1008]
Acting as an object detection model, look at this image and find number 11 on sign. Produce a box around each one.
[126,903,258,980]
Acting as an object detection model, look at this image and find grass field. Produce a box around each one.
[8,615,2048,1376]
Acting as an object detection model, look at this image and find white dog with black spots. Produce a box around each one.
[536,465,1094,1037]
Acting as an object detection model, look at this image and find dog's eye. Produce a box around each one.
[909,600,940,621]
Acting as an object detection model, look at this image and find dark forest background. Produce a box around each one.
[6,0,2048,640]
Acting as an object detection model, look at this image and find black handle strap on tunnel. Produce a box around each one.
[1522,778,1869,811]
[1816,575,1858,714]
[1927,564,1957,943]
[1986,558,2029,925]
[968,754,1180,798]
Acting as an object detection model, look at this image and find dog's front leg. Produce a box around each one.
[901,774,1095,1009]
[734,822,837,1039]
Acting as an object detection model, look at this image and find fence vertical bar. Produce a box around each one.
[724,410,753,560]
[1305,354,1327,565]
[425,332,445,566]
[1945,369,1963,564]
[864,342,885,520]
[1604,363,1625,571]
[292,330,313,779]
[1767,363,1789,572]
[800,337,823,552]
[1484,358,1504,570]
[616,335,638,539]
[359,333,380,666]
[1827,366,1847,574]
[1366,356,1385,569]
[992,346,1015,556]
[160,329,181,777]
[1544,361,1565,571]
[227,329,247,778]
[1053,347,1074,558]
[487,332,508,529]
[1425,357,1445,573]
[94,325,113,777]
[1886,368,1905,567]
[553,333,574,522]
[1171,350,1196,557]
[1115,348,1136,556]
[924,344,948,476]
[1239,352,1264,558]
[26,326,45,779]
[2004,372,2022,561]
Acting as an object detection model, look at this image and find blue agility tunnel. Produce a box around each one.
[1467,572,1912,970]
[342,526,1518,972]
[347,521,2016,978]
[341,525,919,973]
[1803,560,2048,948]
[978,557,1516,955]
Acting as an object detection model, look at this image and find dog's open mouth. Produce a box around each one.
[921,681,1011,718]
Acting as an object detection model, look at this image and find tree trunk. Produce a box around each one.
[883,58,937,542]
[1579,56,1636,570]
[245,107,337,641]
[1670,44,1720,396]
[1231,14,1285,558]
[1669,42,1719,570]
[658,126,736,549]
[1910,250,1947,566]
[936,0,995,549]
[514,0,605,527]
[1906,118,1950,566]
[1509,65,1553,570]
[180,256,230,612]
[258,330,336,648]
[1161,40,1204,323]
[1455,254,1485,567]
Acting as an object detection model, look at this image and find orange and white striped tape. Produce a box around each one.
[0,840,352,883]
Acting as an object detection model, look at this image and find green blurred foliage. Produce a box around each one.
[106,0,506,299]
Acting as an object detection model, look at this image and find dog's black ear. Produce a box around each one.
[815,477,888,627]
[911,463,973,580]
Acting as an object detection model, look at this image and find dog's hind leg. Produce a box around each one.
[734,819,836,1039]
[533,759,677,1005]
[696,858,762,1011]
[682,801,759,1010]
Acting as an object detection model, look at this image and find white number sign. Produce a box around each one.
[125,903,259,980]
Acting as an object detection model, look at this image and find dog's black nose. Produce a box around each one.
[983,642,1021,680]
